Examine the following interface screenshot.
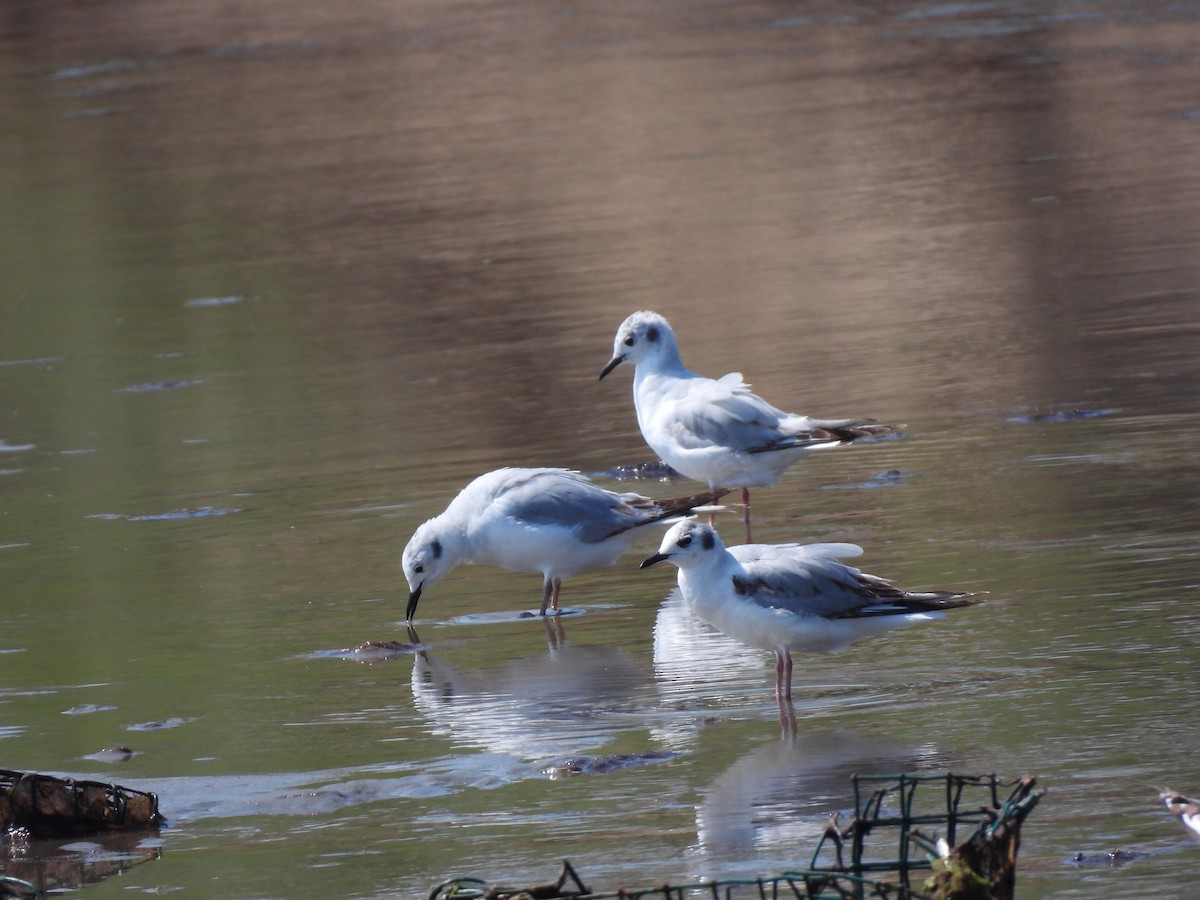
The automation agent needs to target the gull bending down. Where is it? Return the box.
[403,467,721,621]
[641,519,978,700]
[600,311,902,534]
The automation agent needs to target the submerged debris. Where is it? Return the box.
[1066,849,1149,867]
[0,770,165,839]
[429,773,1042,900]
[433,860,590,900]
[540,751,675,779]
[919,776,1043,899]
[1006,408,1116,424]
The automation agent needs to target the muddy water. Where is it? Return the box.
[2,2,1200,898]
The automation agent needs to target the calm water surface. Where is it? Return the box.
[2,1,1200,897]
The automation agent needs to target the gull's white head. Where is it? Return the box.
[599,310,679,380]
[402,519,456,621]
[640,518,727,571]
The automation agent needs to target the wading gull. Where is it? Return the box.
[640,519,977,700]
[403,467,721,621]
[599,311,902,537]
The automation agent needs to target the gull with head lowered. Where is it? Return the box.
[403,467,721,622]
[600,311,902,535]
[640,519,978,700]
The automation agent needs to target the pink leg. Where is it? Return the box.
[742,487,752,543]
[550,577,562,612]
[539,579,553,616]
[775,651,793,700]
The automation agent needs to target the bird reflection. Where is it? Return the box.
[409,616,652,759]
[692,729,935,873]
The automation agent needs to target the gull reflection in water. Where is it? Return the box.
[693,728,938,877]
[410,616,654,759]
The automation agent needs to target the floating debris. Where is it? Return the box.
[116,379,205,393]
[0,769,164,839]
[541,751,676,779]
[0,441,35,453]
[1006,408,1117,424]
[126,717,190,732]
[61,705,117,716]
[127,507,242,521]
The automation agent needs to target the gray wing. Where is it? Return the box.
[495,468,658,544]
[662,375,849,454]
[727,542,968,619]
[728,543,878,617]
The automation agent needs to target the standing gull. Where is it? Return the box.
[640,519,977,700]
[600,311,902,536]
[403,467,720,621]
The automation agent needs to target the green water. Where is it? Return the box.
[3,2,1200,897]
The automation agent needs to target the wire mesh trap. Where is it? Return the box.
[0,769,165,840]
[427,773,1042,900]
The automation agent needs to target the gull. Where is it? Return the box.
[640,519,978,700]
[1160,789,1200,841]
[403,467,721,621]
[599,311,903,536]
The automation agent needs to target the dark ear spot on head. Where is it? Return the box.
[702,531,715,550]
[431,540,443,559]
[646,326,659,343]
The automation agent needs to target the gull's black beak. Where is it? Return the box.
[405,584,423,622]
[640,552,670,569]
[598,354,625,381]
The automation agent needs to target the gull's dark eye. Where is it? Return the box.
[623,334,634,347]
[414,564,424,574]
[677,535,693,548]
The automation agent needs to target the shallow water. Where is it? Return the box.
[3,1,1200,897]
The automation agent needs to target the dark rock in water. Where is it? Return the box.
[1007,408,1117,424]
[594,459,681,481]
[1066,848,1149,867]
[541,751,675,779]
[0,770,165,838]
